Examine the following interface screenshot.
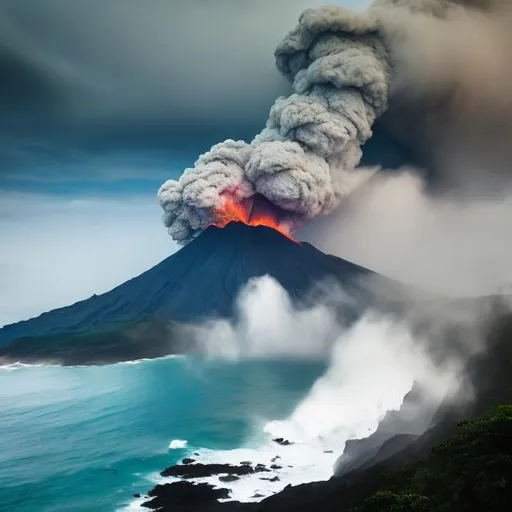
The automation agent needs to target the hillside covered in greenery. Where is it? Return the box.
[352,405,512,512]
[244,406,512,512]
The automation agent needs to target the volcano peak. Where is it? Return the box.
[198,221,299,246]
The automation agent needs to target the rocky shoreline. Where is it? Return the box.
[139,438,296,511]
[134,309,512,512]
[135,405,512,512]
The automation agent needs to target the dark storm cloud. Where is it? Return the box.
[0,0,338,137]
[1,0,360,180]
[0,47,58,114]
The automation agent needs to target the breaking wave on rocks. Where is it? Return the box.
[123,305,461,509]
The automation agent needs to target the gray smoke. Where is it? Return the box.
[159,4,390,242]
[159,0,512,242]
[374,0,512,191]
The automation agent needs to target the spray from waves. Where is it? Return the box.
[168,439,188,450]
[0,362,46,371]
[264,313,459,448]
[118,355,186,366]
[139,275,476,504]
[0,354,186,371]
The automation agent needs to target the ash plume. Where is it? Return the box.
[159,4,389,242]
[159,0,512,242]
[375,0,512,191]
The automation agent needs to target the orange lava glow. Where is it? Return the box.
[213,195,298,242]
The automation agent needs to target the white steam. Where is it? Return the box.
[197,275,479,449]
[193,275,343,360]
[265,314,458,446]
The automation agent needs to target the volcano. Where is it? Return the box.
[0,222,370,365]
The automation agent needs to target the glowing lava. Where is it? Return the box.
[213,195,298,242]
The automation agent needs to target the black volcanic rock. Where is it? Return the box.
[241,304,512,512]
[219,475,240,482]
[272,438,292,446]
[161,463,266,479]
[334,383,436,477]
[260,476,280,482]
[141,481,231,510]
[0,222,369,365]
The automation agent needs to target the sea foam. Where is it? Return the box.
[168,439,188,450]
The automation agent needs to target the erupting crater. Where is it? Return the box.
[213,194,298,242]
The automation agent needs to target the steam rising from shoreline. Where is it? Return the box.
[264,314,458,447]
[193,276,344,360]
[195,275,490,448]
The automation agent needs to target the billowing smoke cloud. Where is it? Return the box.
[375,0,512,192]
[159,4,390,242]
[159,0,512,242]
[300,168,512,296]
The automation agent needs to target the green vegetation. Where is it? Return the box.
[352,405,512,512]
[357,491,429,512]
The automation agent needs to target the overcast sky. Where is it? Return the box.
[0,0,369,182]
[2,0,511,326]
[0,1,373,326]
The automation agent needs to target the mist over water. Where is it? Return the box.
[156,274,479,503]
[198,276,465,447]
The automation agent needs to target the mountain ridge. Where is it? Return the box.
[0,222,370,364]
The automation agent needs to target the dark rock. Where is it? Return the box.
[260,476,280,482]
[219,475,240,482]
[240,461,252,466]
[182,458,196,465]
[271,456,281,462]
[255,464,269,472]
[161,463,255,479]
[133,493,141,498]
[270,464,282,470]
[273,438,292,446]
[324,450,333,454]
[334,383,434,477]
[141,481,230,510]
[252,493,265,499]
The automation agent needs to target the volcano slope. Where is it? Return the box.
[0,222,370,365]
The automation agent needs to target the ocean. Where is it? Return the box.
[0,356,329,512]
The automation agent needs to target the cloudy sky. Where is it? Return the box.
[0,1,374,326]
[3,0,512,327]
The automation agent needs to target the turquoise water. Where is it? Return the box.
[0,357,324,512]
